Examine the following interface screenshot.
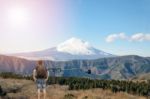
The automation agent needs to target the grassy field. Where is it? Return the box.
[0,77,147,99]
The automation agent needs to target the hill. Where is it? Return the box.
[0,55,150,79]
[132,73,150,80]
[0,55,35,75]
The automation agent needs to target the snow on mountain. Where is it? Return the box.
[10,37,114,61]
[57,37,98,55]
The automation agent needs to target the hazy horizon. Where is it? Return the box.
[0,0,150,57]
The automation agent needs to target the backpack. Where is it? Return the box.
[35,65,48,79]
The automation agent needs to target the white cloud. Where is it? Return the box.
[105,33,128,43]
[105,34,118,43]
[131,33,144,41]
[145,34,150,40]
[106,33,150,43]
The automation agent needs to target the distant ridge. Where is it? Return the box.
[0,54,150,80]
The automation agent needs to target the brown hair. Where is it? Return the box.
[37,60,43,66]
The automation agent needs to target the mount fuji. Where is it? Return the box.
[11,38,114,61]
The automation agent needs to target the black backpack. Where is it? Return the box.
[36,66,48,79]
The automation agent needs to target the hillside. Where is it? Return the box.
[0,78,146,99]
[0,55,150,79]
[0,55,35,75]
[132,73,150,80]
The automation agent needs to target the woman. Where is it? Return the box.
[33,60,49,99]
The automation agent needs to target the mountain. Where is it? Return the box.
[131,73,150,80]
[0,55,35,75]
[0,54,150,80]
[11,38,114,61]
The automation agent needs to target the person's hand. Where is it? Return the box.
[34,78,37,82]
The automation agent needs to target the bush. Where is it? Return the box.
[63,93,77,99]
[0,86,7,96]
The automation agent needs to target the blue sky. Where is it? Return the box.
[0,0,150,56]
[67,0,150,56]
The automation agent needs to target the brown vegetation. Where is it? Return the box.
[0,78,147,99]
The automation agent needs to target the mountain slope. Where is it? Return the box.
[0,55,35,75]
[131,73,150,80]
[0,55,150,80]
[11,38,114,61]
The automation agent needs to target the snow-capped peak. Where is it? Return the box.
[10,37,113,61]
[56,37,97,55]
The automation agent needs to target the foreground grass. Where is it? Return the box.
[0,77,147,99]
[1,72,150,97]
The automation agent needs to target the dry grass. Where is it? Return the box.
[0,78,147,99]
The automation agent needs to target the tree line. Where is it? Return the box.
[47,77,150,97]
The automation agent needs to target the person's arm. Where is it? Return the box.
[45,71,49,82]
[33,69,37,82]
